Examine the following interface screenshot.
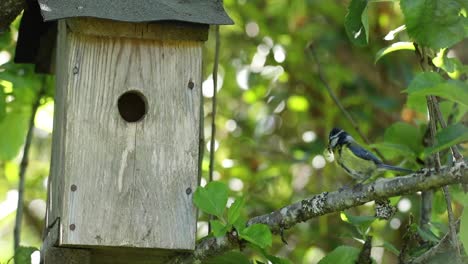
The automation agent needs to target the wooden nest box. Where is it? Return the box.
[15,0,233,262]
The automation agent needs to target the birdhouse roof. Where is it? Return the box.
[37,0,233,25]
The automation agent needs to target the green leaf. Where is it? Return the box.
[371,142,416,160]
[239,224,272,249]
[0,84,5,122]
[344,0,369,46]
[203,251,251,264]
[381,241,400,255]
[14,246,38,264]
[287,95,309,112]
[193,181,228,219]
[432,49,464,79]
[384,122,423,154]
[400,0,468,49]
[404,72,468,107]
[460,204,468,255]
[375,42,415,63]
[264,253,292,264]
[424,124,468,155]
[0,110,30,160]
[417,226,440,243]
[210,220,230,237]
[342,212,376,235]
[318,246,360,264]
[233,214,247,233]
[227,196,245,225]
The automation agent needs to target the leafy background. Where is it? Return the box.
[0,0,467,263]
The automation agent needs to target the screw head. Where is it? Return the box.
[72,66,79,74]
[71,184,77,192]
[186,187,192,195]
[187,80,194,90]
[69,224,76,231]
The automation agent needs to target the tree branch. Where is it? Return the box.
[171,162,467,263]
[14,80,45,250]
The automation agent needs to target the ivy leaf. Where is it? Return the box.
[424,124,468,155]
[227,196,245,225]
[344,0,369,46]
[404,72,468,107]
[375,42,415,63]
[239,224,272,249]
[14,246,38,264]
[210,220,230,237]
[400,0,468,49]
[318,246,360,264]
[193,181,228,219]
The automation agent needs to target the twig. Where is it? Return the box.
[357,236,373,264]
[306,43,384,159]
[14,79,45,250]
[171,162,467,263]
[208,25,221,233]
[411,220,461,264]
[419,190,433,231]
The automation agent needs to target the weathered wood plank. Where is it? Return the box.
[50,19,202,252]
[67,18,209,41]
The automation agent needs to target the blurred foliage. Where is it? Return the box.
[0,0,466,263]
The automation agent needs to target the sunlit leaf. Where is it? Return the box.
[432,49,464,79]
[424,124,468,155]
[318,246,360,264]
[344,0,369,46]
[404,72,468,107]
[227,196,245,225]
[375,42,415,63]
[287,95,309,112]
[239,224,272,249]
[400,0,468,49]
[193,181,228,219]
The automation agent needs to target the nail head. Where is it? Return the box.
[70,224,76,231]
[186,187,192,195]
[71,184,77,192]
[187,80,194,90]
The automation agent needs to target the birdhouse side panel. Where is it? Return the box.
[56,23,201,250]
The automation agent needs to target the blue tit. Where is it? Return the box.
[327,128,413,182]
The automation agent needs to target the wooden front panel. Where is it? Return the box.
[54,20,201,250]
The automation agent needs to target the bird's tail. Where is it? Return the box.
[378,164,414,173]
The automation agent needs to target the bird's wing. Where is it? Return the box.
[347,142,382,164]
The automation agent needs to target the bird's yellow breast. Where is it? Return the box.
[334,145,378,180]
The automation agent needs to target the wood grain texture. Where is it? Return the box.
[67,18,209,41]
[50,19,202,251]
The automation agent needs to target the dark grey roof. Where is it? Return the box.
[37,0,233,25]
